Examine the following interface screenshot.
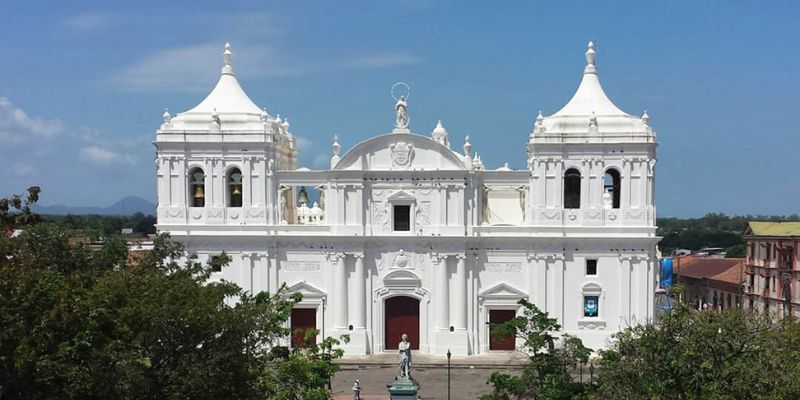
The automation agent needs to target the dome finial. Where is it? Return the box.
[585,41,596,66]
[222,42,234,74]
[332,134,340,156]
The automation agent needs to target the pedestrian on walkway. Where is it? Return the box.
[352,379,361,400]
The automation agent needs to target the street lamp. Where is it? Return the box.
[447,349,452,400]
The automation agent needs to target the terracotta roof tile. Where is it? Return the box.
[675,257,745,284]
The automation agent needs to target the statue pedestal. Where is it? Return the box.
[386,376,420,400]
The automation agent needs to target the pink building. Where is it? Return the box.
[743,222,800,318]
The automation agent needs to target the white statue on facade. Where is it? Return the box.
[398,333,412,378]
[602,190,613,210]
[395,95,409,129]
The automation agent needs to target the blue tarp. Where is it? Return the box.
[660,258,673,288]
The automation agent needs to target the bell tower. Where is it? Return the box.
[526,42,657,232]
[155,43,297,229]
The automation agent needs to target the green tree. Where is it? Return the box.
[0,186,41,232]
[259,332,350,400]
[0,193,344,399]
[593,304,800,399]
[482,299,591,400]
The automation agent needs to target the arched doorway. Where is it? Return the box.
[385,296,420,350]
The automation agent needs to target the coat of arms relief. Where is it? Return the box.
[390,142,414,169]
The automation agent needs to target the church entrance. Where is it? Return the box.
[489,309,516,351]
[385,296,420,350]
[290,308,316,348]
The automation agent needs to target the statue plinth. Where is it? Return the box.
[386,376,420,399]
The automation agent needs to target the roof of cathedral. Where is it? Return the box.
[160,43,292,136]
[551,41,627,118]
[184,43,264,116]
[333,131,469,171]
[533,42,653,138]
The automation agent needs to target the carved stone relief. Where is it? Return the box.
[390,142,414,169]
[416,201,431,226]
[282,261,321,272]
[484,262,522,272]
[371,202,389,228]
[391,249,410,269]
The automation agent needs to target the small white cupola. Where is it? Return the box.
[431,120,450,147]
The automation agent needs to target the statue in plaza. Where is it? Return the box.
[386,333,419,397]
[398,333,412,378]
[395,95,409,129]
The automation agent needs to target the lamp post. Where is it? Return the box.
[447,349,452,400]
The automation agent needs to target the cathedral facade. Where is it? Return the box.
[155,42,659,355]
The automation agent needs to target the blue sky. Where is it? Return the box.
[1,1,798,217]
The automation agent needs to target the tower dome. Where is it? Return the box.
[532,42,651,138]
[163,43,285,133]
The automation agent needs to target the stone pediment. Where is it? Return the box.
[383,269,422,288]
[286,281,326,299]
[387,191,416,202]
[478,282,527,300]
[333,133,467,171]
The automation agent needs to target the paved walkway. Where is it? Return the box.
[332,353,526,399]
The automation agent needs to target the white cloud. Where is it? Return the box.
[62,12,113,31]
[343,53,420,68]
[0,97,62,142]
[81,146,119,163]
[109,43,301,93]
[110,41,419,93]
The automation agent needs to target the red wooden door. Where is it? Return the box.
[385,296,420,350]
[291,308,317,348]
[489,309,516,350]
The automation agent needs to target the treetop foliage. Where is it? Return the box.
[0,188,343,400]
[657,212,800,256]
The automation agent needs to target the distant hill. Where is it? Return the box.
[33,196,156,216]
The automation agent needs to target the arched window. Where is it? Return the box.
[188,167,205,207]
[227,167,243,207]
[564,168,581,209]
[603,169,621,209]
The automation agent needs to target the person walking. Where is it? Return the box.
[352,379,361,400]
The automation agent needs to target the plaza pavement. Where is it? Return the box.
[332,353,527,400]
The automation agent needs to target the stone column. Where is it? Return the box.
[353,253,366,329]
[240,253,253,295]
[268,252,279,293]
[332,253,348,329]
[435,255,450,330]
[453,254,468,330]
[619,255,632,322]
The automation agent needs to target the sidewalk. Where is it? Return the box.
[332,353,527,399]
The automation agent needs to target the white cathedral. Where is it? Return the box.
[155,42,659,356]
